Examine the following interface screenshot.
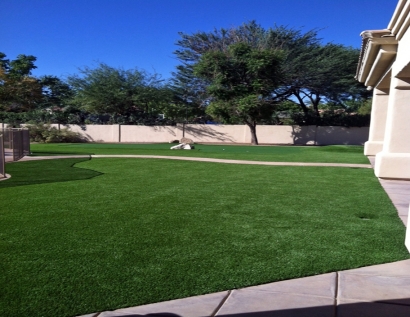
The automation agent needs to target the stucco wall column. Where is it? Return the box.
[364,88,390,155]
[406,205,410,251]
[375,75,410,179]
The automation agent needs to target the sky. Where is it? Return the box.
[1,0,398,80]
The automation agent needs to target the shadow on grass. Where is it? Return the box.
[1,157,103,188]
[30,151,95,156]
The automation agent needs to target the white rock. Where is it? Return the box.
[183,144,194,150]
[170,143,195,150]
[170,143,186,150]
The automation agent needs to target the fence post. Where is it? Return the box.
[0,134,5,178]
[23,129,30,155]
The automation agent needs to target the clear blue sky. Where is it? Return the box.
[1,0,398,80]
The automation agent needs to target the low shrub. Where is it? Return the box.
[26,123,87,143]
[291,111,370,127]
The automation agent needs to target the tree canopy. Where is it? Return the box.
[168,64,209,122]
[67,63,171,123]
[194,42,283,144]
[1,23,370,130]
[283,43,370,118]
[0,53,43,112]
[173,22,370,124]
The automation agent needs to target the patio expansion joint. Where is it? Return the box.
[210,289,233,316]
[334,271,340,317]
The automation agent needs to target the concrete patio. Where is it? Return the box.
[78,260,410,317]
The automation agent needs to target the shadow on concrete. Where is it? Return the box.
[107,297,410,316]
[111,314,180,317]
[177,125,235,143]
[0,157,103,188]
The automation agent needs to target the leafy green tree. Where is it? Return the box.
[270,100,301,125]
[68,63,169,123]
[173,22,319,108]
[194,43,283,145]
[357,99,372,115]
[173,22,370,121]
[33,76,76,124]
[286,43,370,118]
[8,54,37,78]
[342,99,372,115]
[173,22,279,110]
[0,53,43,112]
[168,65,208,122]
[39,76,74,109]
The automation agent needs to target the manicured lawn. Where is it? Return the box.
[30,143,370,164]
[0,157,408,317]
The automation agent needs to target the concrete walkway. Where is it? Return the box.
[368,156,410,226]
[4,153,410,316]
[9,153,372,169]
[78,260,410,317]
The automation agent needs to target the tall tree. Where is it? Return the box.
[39,76,74,109]
[173,22,275,109]
[0,53,43,112]
[194,43,283,145]
[284,43,371,118]
[173,22,370,120]
[173,22,320,106]
[68,63,168,121]
[168,64,208,122]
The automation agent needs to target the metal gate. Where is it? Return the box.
[1,128,30,162]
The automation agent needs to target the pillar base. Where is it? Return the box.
[364,141,384,156]
[375,152,410,179]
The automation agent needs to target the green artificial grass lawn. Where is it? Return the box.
[1,157,408,317]
[30,143,370,164]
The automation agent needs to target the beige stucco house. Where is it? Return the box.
[356,0,410,250]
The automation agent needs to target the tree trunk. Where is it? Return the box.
[308,94,321,125]
[247,122,258,145]
[294,92,309,115]
[310,94,321,117]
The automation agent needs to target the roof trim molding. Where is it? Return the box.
[388,0,407,30]
[356,0,410,90]
[389,0,410,40]
[356,31,397,86]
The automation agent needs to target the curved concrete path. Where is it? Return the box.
[11,153,372,169]
[4,153,410,316]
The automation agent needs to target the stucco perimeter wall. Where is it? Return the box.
[183,124,244,143]
[184,125,369,145]
[53,124,120,143]
[4,123,369,145]
[121,125,179,143]
[315,126,370,145]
